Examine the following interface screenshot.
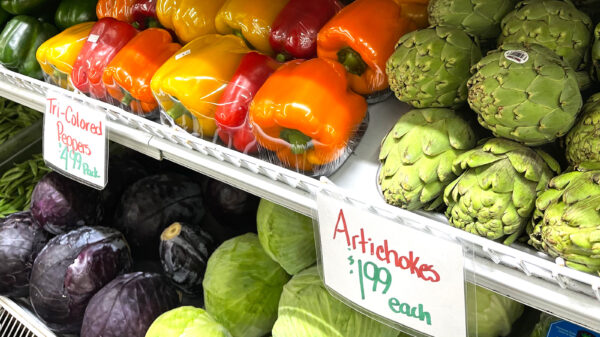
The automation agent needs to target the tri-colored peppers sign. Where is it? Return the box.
[316,191,467,337]
[43,90,108,189]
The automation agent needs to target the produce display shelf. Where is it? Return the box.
[0,297,57,337]
[0,66,599,332]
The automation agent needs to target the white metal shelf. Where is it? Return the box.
[0,67,598,332]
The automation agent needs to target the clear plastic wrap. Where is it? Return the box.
[151,34,250,139]
[248,58,368,177]
[36,22,95,90]
[95,0,136,23]
[102,28,180,117]
[156,0,226,44]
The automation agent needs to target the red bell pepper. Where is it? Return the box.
[132,0,160,29]
[269,0,343,61]
[71,18,138,101]
[215,51,280,153]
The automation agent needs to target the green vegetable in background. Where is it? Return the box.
[203,233,290,337]
[0,97,42,145]
[378,108,477,211]
[256,199,316,275]
[0,154,51,217]
[272,266,399,337]
[146,306,233,337]
[54,0,97,30]
[0,7,11,29]
[1,0,60,15]
[529,312,560,337]
[0,16,57,79]
[565,93,600,168]
[527,170,600,275]
[444,138,560,245]
[592,23,600,83]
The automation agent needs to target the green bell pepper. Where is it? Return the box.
[54,0,97,30]
[0,15,57,79]
[1,0,60,15]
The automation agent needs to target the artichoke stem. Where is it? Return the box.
[280,128,313,155]
[233,29,254,50]
[166,100,188,120]
[337,47,367,76]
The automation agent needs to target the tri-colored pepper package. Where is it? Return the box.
[36,22,95,90]
[248,58,368,176]
[103,28,180,117]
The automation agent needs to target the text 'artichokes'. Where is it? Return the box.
[386,26,482,108]
[468,43,582,146]
[528,170,600,275]
[499,0,593,72]
[444,138,560,244]
[428,0,518,40]
[379,108,477,211]
[565,93,600,168]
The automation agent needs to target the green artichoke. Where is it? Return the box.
[592,23,600,81]
[565,93,600,168]
[498,0,593,72]
[468,43,582,146]
[386,26,482,108]
[527,170,600,275]
[428,0,518,40]
[444,138,560,244]
[378,108,477,211]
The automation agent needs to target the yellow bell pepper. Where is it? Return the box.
[215,0,289,55]
[151,34,250,138]
[35,22,95,90]
[156,0,227,44]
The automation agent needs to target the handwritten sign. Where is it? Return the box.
[316,192,466,337]
[43,91,107,189]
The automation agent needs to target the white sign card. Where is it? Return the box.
[316,191,467,337]
[43,90,108,189]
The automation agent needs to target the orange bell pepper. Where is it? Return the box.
[96,0,136,22]
[317,0,417,95]
[249,58,367,172]
[393,0,429,29]
[102,28,180,115]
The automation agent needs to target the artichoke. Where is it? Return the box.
[593,23,600,81]
[468,43,582,146]
[528,170,600,275]
[565,93,600,168]
[428,0,518,40]
[444,138,560,244]
[498,0,593,73]
[386,26,482,108]
[378,108,477,211]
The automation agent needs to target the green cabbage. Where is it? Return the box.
[272,266,399,337]
[398,284,524,337]
[256,199,316,275]
[145,306,232,337]
[203,233,290,337]
[529,312,559,337]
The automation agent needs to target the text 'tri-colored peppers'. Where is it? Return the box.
[215,0,290,55]
[96,0,136,23]
[269,0,342,61]
[103,28,180,115]
[156,0,226,44]
[151,34,250,138]
[317,0,416,95]
[249,58,367,173]
[71,18,138,100]
[215,51,280,153]
[36,22,94,90]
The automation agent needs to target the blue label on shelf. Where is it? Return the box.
[547,321,598,337]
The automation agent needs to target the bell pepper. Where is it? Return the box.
[156,0,225,44]
[71,18,137,100]
[36,22,94,90]
[0,0,59,15]
[393,0,429,29]
[96,0,135,23]
[103,28,180,115]
[215,0,290,55]
[249,58,367,172]
[317,0,416,95]
[0,16,57,79]
[215,51,279,153]
[151,34,250,137]
[270,0,342,61]
[131,0,160,29]
[54,0,97,30]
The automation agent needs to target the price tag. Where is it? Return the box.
[548,321,599,337]
[43,90,108,189]
[316,192,466,337]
